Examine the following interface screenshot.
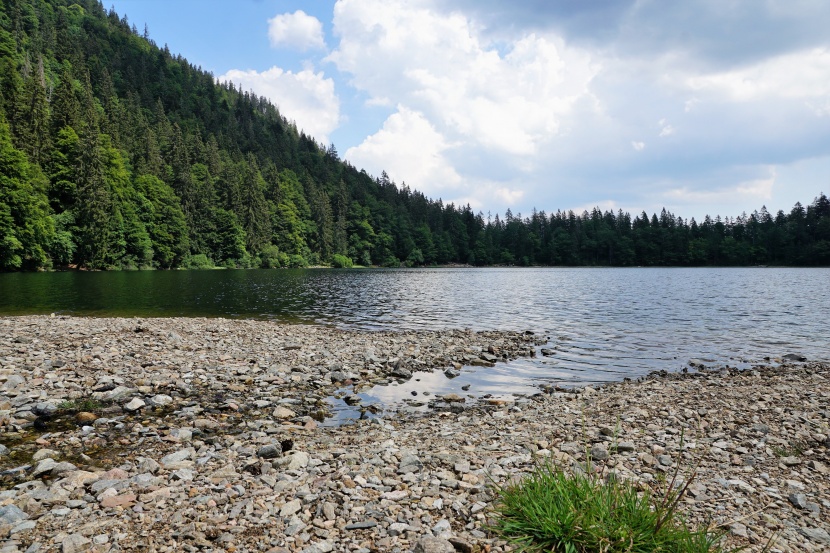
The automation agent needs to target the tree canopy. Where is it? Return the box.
[0,0,828,270]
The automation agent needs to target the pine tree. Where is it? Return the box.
[0,114,54,269]
[17,55,51,166]
[240,153,270,253]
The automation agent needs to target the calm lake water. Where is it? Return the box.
[1,268,828,410]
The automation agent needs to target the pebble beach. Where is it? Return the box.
[0,316,828,553]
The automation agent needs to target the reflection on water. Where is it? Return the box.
[1,268,828,402]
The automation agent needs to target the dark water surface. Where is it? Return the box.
[2,268,828,418]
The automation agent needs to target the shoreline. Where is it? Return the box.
[0,316,828,552]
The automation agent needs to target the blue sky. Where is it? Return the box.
[109,0,830,221]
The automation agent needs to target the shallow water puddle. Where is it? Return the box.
[322,342,607,426]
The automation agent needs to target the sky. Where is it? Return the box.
[109,0,830,221]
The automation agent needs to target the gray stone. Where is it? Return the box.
[781,456,801,467]
[50,462,78,476]
[389,522,412,536]
[31,458,57,478]
[301,541,334,553]
[149,394,173,407]
[448,537,474,553]
[95,386,135,402]
[390,367,412,379]
[590,445,609,461]
[788,493,808,509]
[90,479,129,495]
[782,353,807,362]
[123,397,145,412]
[61,534,91,553]
[2,375,25,391]
[807,460,827,474]
[131,473,160,488]
[0,444,8,456]
[729,523,748,538]
[257,444,281,459]
[32,402,58,417]
[280,499,302,517]
[171,468,193,481]
[444,368,461,378]
[137,457,160,474]
[345,521,377,530]
[272,406,295,419]
[0,505,28,525]
[657,455,673,466]
[431,518,451,537]
[31,449,59,462]
[284,516,306,536]
[322,502,336,521]
[160,449,191,467]
[615,441,636,452]
[286,451,310,470]
[398,454,423,474]
[10,520,36,534]
[800,527,830,545]
[411,536,455,553]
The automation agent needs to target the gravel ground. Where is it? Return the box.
[0,316,827,553]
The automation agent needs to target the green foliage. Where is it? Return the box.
[287,254,308,268]
[57,397,102,413]
[259,244,287,268]
[0,116,54,269]
[134,175,188,268]
[331,253,353,268]
[181,253,213,269]
[0,0,828,272]
[490,460,730,553]
[210,208,247,266]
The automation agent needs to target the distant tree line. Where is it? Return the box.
[1,0,828,271]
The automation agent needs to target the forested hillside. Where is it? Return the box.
[1,0,828,271]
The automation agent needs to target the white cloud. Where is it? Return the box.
[322,0,830,219]
[495,187,525,205]
[219,67,339,143]
[268,10,326,51]
[328,0,599,159]
[664,167,777,205]
[685,48,830,102]
[344,106,462,198]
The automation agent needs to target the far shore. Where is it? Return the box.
[0,315,828,552]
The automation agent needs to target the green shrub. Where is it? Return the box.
[490,460,730,553]
[287,254,308,268]
[259,244,286,268]
[331,254,353,268]
[182,253,214,269]
[57,398,102,412]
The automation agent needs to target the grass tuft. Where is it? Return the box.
[57,398,103,413]
[489,459,732,553]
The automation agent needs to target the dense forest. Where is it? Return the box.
[1,0,829,271]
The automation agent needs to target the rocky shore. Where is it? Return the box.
[0,316,828,553]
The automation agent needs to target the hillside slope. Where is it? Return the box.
[0,0,828,270]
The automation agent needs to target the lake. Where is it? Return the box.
[1,267,828,393]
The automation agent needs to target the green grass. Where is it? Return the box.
[489,460,731,553]
[57,398,103,413]
[770,442,805,458]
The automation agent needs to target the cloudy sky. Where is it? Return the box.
[110,0,830,220]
